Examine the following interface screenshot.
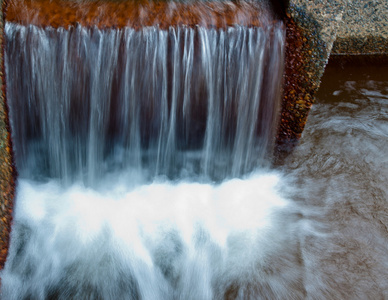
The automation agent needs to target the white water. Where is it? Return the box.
[1,172,303,299]
[0,20,301,299]
[5,12,388,299]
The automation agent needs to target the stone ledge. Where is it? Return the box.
[290,0,387,56]
[332,0,388,55]
[276,0,387,154]
[332,36,388,55]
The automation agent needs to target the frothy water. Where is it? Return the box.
[3,63,386,299]
[3,1,388,298]
[1,173,304,299]
[0,10,300,299]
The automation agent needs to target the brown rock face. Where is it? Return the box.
[276,15,313,151]
[6,0,276,29]
[0,0,16,270]
[275,11,327,157]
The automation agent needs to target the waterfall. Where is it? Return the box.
[5,22,284,184]
[1,4,298,299]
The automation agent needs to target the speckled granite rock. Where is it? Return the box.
[332,0,388,55]
[276,0,387,153]
[290,0,346,58]
[276,0,346,151]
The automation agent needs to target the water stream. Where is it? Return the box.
[1,2,388,299]
[0,10,296,299]
[5,22,284,184]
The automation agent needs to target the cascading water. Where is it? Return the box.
[0,1,309,299]
[5,22,284,184]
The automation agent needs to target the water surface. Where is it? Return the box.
[279,60,388,299]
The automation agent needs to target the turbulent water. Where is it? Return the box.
[2,10,388,300]
[277,63,388,299]
[0,18,295,299]
[1,173,301,299]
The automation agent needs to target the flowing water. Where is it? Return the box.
[1,5,294,299]
[2,2,388,299]
[277,61,388,299]
[5,22,284,183]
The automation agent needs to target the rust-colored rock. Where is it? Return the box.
[6,0,276,29]
[276,16,312,150]
[0,0,16,271]
[275,12,325,156]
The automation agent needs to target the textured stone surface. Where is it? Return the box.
[290,0,345,59]
[276,0,345,150]
[333,0,388,54]
[276,0,387,152]
[0,0,16,270]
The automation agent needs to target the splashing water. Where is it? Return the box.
[1,172,304,299]
[5,3,388,299]
[0,3,304,299]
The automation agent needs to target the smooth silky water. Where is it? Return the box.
[2,1,388,299]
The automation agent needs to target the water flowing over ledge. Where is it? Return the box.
[1,0,388,298]
[1,1,296,298]
[5,22,284,184]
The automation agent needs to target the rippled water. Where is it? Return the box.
[278,60,388,298]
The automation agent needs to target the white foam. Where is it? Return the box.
[1,171,299,299]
